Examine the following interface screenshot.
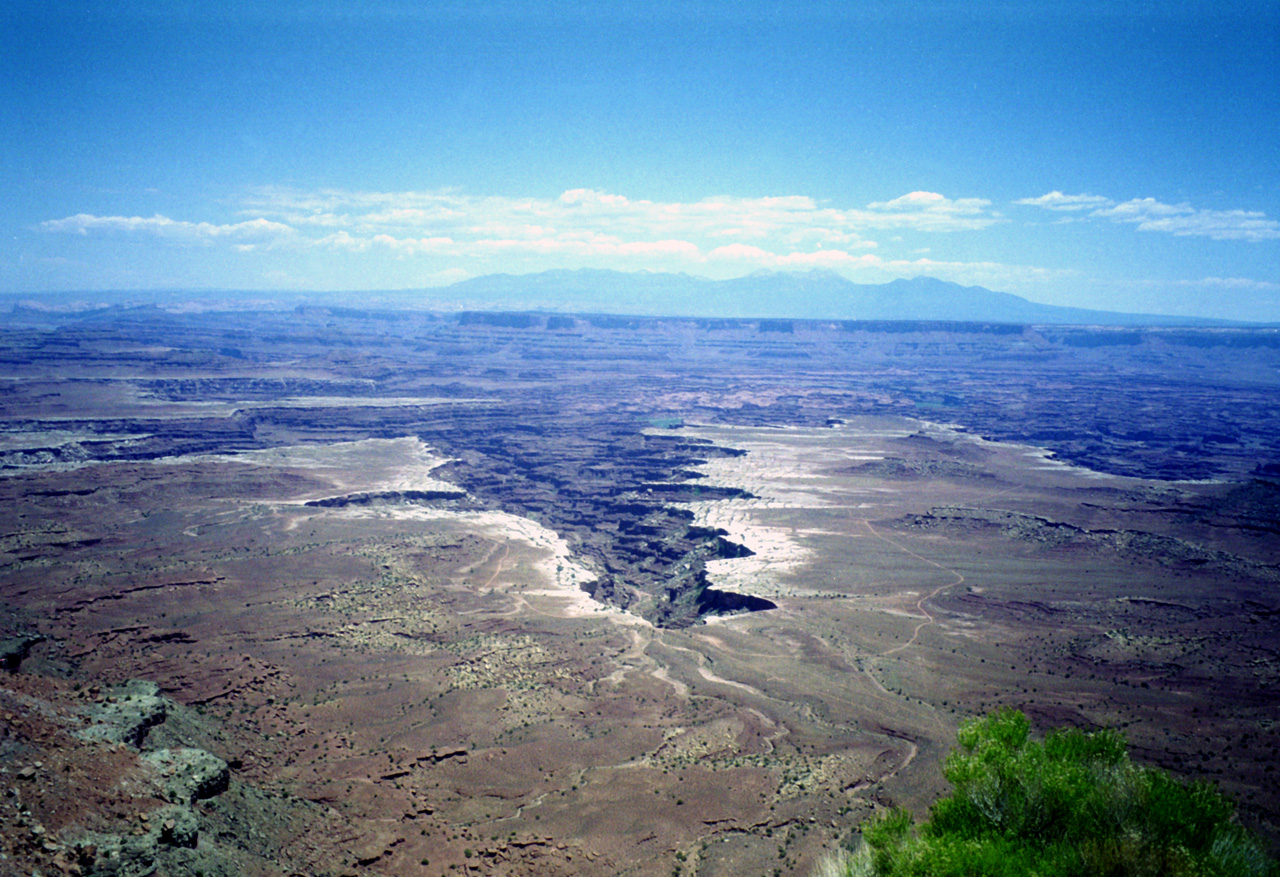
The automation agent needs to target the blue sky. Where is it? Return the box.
[3,1,1279,319]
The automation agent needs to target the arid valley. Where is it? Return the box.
[1,306,1278,876]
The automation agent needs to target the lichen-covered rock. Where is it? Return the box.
[66,805,199,877]
[70,831,160,877]
[153,804,199,848]
[143,747,230,804]
[77,680,167,747]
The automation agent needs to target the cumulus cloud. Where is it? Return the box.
[558,188,633,208]
[1019,191,1280,241]
[863,191,998,231]
[868,191,987,213]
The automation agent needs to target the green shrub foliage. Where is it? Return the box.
[853,709,1275,877]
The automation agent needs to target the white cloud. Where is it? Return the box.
[41,213,293,243]
[371,234,456,256]
[39,187,1032,287]
[868,191,986,213]
[1019,192,1280,241]
[313,230,371,251]
[1179,276,1280,291]
[235,186,996,243]
[1095,198,1191,220]
[1094,198,1280,241]
[1015,191,1113,211]
[862,191,998,231]
[707,243,878,270]
[558,188,633,208]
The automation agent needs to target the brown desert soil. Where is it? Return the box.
[1,309,1278,875]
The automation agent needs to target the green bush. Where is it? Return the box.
[837,709,1275,877]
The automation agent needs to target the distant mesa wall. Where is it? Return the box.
[842,320,1026,334]
[457,311,542,329]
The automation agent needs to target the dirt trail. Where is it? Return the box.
[481,541,512,588]
[861,519,965,657]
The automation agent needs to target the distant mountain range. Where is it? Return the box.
[2,270,1250,326]
[438,269,1231,326]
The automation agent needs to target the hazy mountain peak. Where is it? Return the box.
[442,269,1230,325]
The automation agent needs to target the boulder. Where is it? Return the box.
[142,748,230,805]
[78,680,167,748]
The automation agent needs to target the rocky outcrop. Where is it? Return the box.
[77,679,167,747]
[0,634,43,671]
[0,676,253,877]
[0,671,342,876]
[304,488,469,508]
[841,457,996,481]
[143,747,230,805]
[71,805,199,877]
